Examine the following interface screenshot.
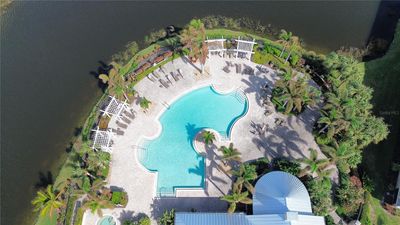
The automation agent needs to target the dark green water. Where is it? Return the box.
[0,1,382,225]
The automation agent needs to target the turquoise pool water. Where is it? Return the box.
[139,86,248,196]
[98,216,116,225]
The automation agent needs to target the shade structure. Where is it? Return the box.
[253,171,312,215]
[101,95,131,121]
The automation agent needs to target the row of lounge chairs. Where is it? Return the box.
[223,61,243,74]
[147,67,184,88]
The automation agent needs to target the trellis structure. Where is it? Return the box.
[100,96,131,121]
[91,126,114,153]
[205,37,226,57]
[234,37,257,61]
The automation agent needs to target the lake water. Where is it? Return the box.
[0,1,385,224]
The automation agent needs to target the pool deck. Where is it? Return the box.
[83,55,329,224]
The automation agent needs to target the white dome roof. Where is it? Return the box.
[253,171,313,215]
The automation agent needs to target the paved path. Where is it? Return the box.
[82,56,325,224]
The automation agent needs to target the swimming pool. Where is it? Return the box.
[138,86,248,196]
[97,215,117,225]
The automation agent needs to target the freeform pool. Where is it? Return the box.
[138,86,248,196]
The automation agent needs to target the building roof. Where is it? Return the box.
[253,171,312,215]
[174,171,325,225]
[175,212,325,225]
[175,213,250,225]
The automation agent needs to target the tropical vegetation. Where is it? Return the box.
[180,19,208,73]
[159,209,175,225]
[221,190,252,213]
[271,70,320,115]
[218,143,241,165]
[33,15,398,224]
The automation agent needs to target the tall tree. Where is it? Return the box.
[272,76,320,114]
[98,65,128,100]
[299,148,330,177]
[278,29,292,58]
[231,164,258,194]
[220,190,252,213]
[202,130,216,145]
[219,143,241,165]
[180,19,208,73]
[284,35,301,63]
[321,140,356,173]
[31,185,64,218]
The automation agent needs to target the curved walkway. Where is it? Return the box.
[83,56,324,224]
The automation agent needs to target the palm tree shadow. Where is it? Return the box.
[185,123,202,143]
[252,125,308,161]
[35,171,54,189]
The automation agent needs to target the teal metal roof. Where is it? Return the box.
[175,213,251,225]
[253,171,312,215]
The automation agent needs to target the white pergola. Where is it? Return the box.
[100,96,131,121]
[205,37,226,57]
[234,36,257,61]
[91,126,114,153]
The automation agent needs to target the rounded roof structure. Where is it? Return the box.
[253,171,312,215]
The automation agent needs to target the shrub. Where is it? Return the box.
[111,191,128,207]
[144,29,167,45]
[325,215,335,225]
[306,177,333,216]
[159,209,175,225]
[289,54,300,66]
[138,216,151,225]
[336,173,365,217]
[272,158,300,176]
[112,41,139,65]
[111,191,122,204]
[251,157,270,176]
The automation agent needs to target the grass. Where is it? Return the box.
[361,193,400,225]
[35,213,57,225]
[361,21,400,224]
[253,49,289,70]
[205,28,273,43]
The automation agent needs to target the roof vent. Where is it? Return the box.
[285,211,298,221]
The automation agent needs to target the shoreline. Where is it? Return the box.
[31,18,396,225]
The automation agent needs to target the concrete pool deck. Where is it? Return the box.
[82,55,326,224]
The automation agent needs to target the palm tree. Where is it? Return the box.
[71,161,96,180]
[220,190,252,213]
[202,130,216,145]
[284,35,301,63]
[321,140,355,173]
[139,97,151,112]
[299,148,330,177]
[278,29,292,58]
[98,65,127,100]
[83,195,114,217]
[219,143,241,165]
[31,185,64,218]
[273,77,319,114]
[180,19,208,73]
[231,164,258,194]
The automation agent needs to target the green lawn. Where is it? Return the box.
[361,193,400,225]
[361,21,400,224]
[35,213,57,225]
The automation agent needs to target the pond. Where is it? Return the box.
[0,1,388,225]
